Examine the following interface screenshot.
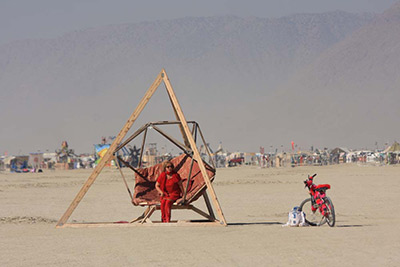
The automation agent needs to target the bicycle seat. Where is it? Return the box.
[315,184,330,192]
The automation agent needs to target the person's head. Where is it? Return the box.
[163,160,174,172]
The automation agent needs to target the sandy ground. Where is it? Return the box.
[1,164,400,266]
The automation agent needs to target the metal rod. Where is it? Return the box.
[146,120,197,126]
[183,156,195,203]
[116,123,149,152]
[114,155,133,202]
[190,205,215,221]
[197,123,216,170]
[183,124,198,203]
[164,83,191,148]
[203,191,215,220]
[151,125,191,154]
[117,156,145,179]
[191,123,195,135]
[138,128,148,167]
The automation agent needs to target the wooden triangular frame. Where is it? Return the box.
[56,69,227,227]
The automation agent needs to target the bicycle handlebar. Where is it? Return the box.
[304,173,317,188]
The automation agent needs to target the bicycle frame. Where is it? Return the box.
[301,174,335,226]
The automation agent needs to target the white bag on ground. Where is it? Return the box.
[283,206,307,227]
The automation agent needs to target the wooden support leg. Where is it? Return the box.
[130,206,151,223]
[140,205,156,224]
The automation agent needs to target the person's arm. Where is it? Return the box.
[155,181,164,197]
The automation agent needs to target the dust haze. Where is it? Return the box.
[1,1,399,155]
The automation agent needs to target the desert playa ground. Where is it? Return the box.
[1,164,399,266]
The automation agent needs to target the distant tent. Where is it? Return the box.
[331,147,350,155]
[3,156,15,168]
[5,156,29,171]
[383,142,400,153]
[215,143,224,154]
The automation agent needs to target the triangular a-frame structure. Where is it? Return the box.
[56,69,227,227]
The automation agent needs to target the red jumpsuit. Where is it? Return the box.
[157,172,182,222]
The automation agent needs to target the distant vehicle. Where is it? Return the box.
[228,157,244,167]
[366,152,377,162]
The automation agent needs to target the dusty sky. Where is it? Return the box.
[0,0,397,46]
[1,0,399,155]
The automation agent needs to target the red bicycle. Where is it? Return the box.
[299,174,335,227]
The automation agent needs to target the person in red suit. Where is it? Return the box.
[155,160,184,222]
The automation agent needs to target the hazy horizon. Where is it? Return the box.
[1,0,397,46]
[1,0,399,156]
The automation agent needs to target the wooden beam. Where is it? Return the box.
[57,221,223,228]
[56,71,164,227]
[131,206,151,223]
[140,205,156,224]
[161,69,227,226]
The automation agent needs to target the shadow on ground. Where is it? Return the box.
[227,222,368,227]
[228,222,283,226]
[335,224,366,227]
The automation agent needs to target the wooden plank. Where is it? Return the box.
[140,205,156,224]
[58,221,223,228]
[56,71,163,227]
[130,206,151,223]
[161,69,227,226]
[134,203,214,222]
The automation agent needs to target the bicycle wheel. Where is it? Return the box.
[299,198,326,226]
[324,197,335,227]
